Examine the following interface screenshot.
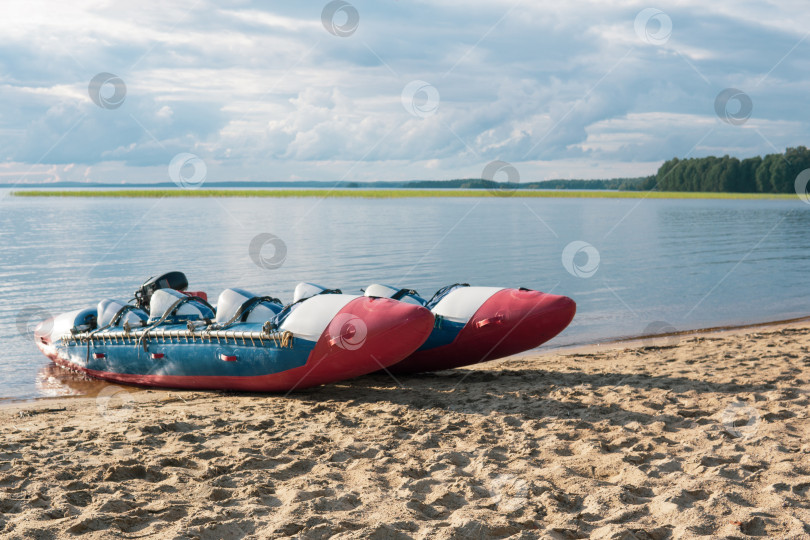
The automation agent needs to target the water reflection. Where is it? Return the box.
[35,363,108,398]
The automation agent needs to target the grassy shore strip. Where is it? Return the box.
[12,189,798,200]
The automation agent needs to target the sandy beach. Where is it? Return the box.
[1,321,809,539]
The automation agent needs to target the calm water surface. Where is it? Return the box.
[1,192,808,400]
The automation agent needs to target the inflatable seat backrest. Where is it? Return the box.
[293,282,328,303]
[364,284,426,306]
[97,299,148,327]
[149,289,214,323]
[215,288,282,325]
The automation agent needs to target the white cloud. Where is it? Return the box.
[0,0,808,184]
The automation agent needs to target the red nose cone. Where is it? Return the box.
[276,296,435,391]
[529,292,577,339]
[390,288,576,374]
[462,288,576,362]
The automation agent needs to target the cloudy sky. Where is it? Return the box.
[1,0,808,185]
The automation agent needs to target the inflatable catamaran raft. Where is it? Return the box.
[34,273,434,391]
[34,273,576,391]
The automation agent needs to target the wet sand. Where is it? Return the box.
[1,322,809,539]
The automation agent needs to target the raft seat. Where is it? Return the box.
[97,299,149,328]
[215,288,282,325]
[148,289,215,323]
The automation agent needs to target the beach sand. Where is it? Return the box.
[1,322,809,539]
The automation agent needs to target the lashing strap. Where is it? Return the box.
[139,296,216,351]
[391,288,420,301]
[425,283,470,310]
[213,296,283,330]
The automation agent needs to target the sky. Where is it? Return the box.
[0,0,808,185]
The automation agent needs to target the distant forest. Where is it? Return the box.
[652,146,810,193]
[405,146,809,193]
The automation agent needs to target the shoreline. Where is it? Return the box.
[11,189,800,200]
[1,318,808,537]
[3,313,809,406]
[539,313,810,356]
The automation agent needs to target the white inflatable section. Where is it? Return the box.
[97,299,147,327]
[280,294,358,342]
[431,287,504,324]
[243,303,279,323]
[215,288,253,324]
[215,288,280,324]
[364,283,399,298]
[50,309,95,339]
[364,284,424,306]
[293,282,327,303]
[149,289,209,320]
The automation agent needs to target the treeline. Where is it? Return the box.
[654,146,810,193]
[529,178,652,191]
[406,177,652,191]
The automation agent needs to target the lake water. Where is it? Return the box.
[1,192,808,400]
